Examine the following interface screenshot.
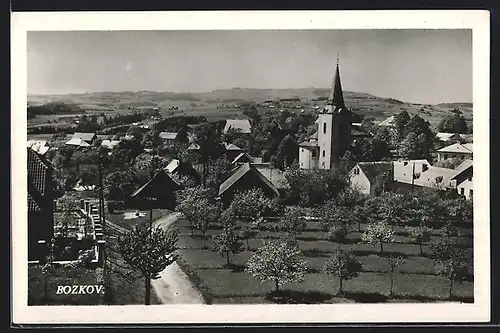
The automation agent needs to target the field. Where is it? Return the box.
[27,89,473,131]
[174,217,473,304]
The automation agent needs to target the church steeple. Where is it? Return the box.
[328,57,345,109]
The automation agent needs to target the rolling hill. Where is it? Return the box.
[27,88,473,129]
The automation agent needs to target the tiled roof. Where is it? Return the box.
[218,163,279,196]
[28,193,41,211]
[72,132,96,142]
[223,119,252,134]
[437,143,473,154]
[27,148,53,212]
[130,169,181,198]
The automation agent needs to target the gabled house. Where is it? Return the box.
[129,169,181,210]
[28,148,55,262]
[223,142,244,161]
[231,152,254,165]
[349,161,394,196]
[437,143,473,161]
[447,159,473,200]
[27,140,50,156]
[218,163,280,206]
[65,138,91,148]
[159,131,179,144]
[164,159,201,184]
[223,119,252,134]
[70,132,97,144]
[100,139,121,150]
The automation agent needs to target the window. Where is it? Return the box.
[470,189,473,198]
[323,122,327,133]
[322,150,325,157]
[354,168,359,175]
[443,154,448,159]
[312,149,317,158]
[460,187,465,196]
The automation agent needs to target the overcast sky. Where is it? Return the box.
[27,29,472,104]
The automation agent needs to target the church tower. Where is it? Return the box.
[317,59,352,169]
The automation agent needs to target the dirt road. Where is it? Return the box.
[150,212,205,304]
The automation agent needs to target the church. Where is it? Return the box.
[298,61,359,170]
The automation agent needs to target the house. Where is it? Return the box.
[223,119,252,134]
[377,116,395,127]
[70,132,97,144]
[218,163,280,206]
[65,138,91,148]
[231,152,254,165]
[446,159,473,200]
[298,61,353,170]
[187,142,201,151]
[349,161,394,196]
[129,169,181,210]
[349,159,456,196]
[437,143,473,161]
[27,148,55,262]
[436,132,473,143]
[159,131,179,143]
[27,140,50,155]
[254,165,288,192]
[100,139,121,150]
[224,142,244,161]
[164,159,201,184]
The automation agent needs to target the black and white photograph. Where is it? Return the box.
[12,10,490,324]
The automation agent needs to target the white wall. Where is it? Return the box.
[317,114,333,169]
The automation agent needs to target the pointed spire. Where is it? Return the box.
[328,57,345,109]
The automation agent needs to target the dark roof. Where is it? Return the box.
[327,63,345,110]
[130,169,181,198]
[27,148,52,212]
[218,163,279,197]
[355,162,393,184]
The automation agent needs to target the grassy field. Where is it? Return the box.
[174,217,473,304]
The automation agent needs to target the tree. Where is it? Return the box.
[190,200,221,247]
[103,169,138,202]
[434,157,464,169]
[119,223,179,305]
[434,248,470,298]
[271,207,306,239]
[239,224,259,250]
[212,227,244,265]
[175,185,215,236]
[437,113,468,134]
[229,188,271,225]
[361,220,395,253]
[323,247,362,296]
[386,255,406,297]
[246,240,308,292]
[393,110,411,142]
[406,225,432,255]
[79,166,99,188]
[205,156,233,190]
[318,204,356,242]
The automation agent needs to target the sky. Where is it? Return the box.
[27,29,472,104]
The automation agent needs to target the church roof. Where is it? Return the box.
[326,62,345,112]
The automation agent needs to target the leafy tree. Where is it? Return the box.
[393,110,411,142]
[246,240,308,292]
[79,166,99,188]
[119,223,179,305]
[434,157,464,169]
[319,204,356,242]
[434,248,470,298]
[229,188,271,224]
[361,220,395,253]
[271,207,306,239]
[219,206,237,230]
[386,255,406,297]
[103,169,138,202]
[212,227,244,265]
[193,201,221,248]
[239,224,259,250]
[193,123,226,184]
[275,134,298,168]
[406,225,432,255]
[323,248,362,296]
[205,156,233,190]
[437,113,468,134]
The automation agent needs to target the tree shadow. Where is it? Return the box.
[223,263,247,273]
[265,290,333,304]
[343,291,389,303]
[302,250,329,258]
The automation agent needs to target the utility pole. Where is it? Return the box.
[411,161,415,193]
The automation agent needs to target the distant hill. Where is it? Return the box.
[27,88,473,127]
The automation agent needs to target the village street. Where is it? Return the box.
[150,212,205,304]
